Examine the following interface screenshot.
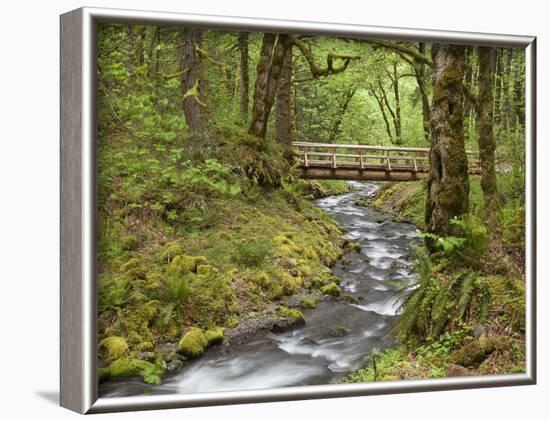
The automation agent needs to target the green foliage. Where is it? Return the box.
[422,215,488,268]
[501,203,525,250]
[232,239,272,267]
[396,247,491,347]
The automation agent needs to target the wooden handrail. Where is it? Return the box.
[292,141,478,155]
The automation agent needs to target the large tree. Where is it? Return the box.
[276,45,294,147]
[238,32,249,123]
[476,47,499,223]
[425,44,470,236]
[180,29,207,131]
[248,34,291,138]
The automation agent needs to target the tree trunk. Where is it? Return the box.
[501,49,513,132]
[248,33,277,138]
[493,49,502,134]
[249,34,290,139]
[371,83,394,144]
[391,63,402,145]
[476,47,499,223]
[513,50,525,129]
[328,86,357,142]
[276,44,294,148]
[414,42,431,143]
[425,44,470,237]
[378,77,400,145]
[238,32,249,123]
[180,29,207,132]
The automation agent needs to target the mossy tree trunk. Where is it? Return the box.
[180,29,207,132]
[328,86,357,142]
[425,44,470,237]
[276,44,294,149]
[476,47,499,224]
[414,42,432,143]
[238,32,250,123]
[389,62,402,145]
[248,34,291,139]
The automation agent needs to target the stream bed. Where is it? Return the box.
[99,181,420,397]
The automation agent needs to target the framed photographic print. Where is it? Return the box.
[60,7,536,414]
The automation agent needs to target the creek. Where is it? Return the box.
[99,181,420,397]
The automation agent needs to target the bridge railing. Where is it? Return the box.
[292,141,480,173]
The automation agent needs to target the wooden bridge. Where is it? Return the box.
[292,142,481,182]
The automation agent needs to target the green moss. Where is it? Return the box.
[168,255,195,274]
[301,297,317,309]
[451,336,510,368]
[108,357,151,377]
[328,325,348,336]
[160,242,183,262]
[354,198,368,207]
[204,326,225,345]
[121,235,139,251]
[120,257,141,273]
[320,282,341,297]
[138,341,154,352]
[345,241,362,252]
[196,264,216,275]
[272,235,298,250]
[177,327,208,357]
[279,306,305,322]
[99,336,128,363]
[227,315,239,328]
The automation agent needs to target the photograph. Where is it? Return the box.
[94,22,527,398]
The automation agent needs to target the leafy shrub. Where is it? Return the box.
[396,247,491,347]
[422,215,488,268]
[501,203,525,250]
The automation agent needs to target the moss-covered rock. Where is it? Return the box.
[451,336,510,368]
[301,297,317,309]
[177,328,208,357]
[107,357,165,384]
[354,198,368,207]
[160,242,184,262]
[327,324,349,337]
[320,282,341,297]
[204,326,225,345]
[108,357,150,377]
[99,336,128,363]
[279,306,305,324]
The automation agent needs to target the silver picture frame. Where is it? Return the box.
[60,6,537,414]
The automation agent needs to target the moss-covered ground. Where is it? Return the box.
[97,127,351,384]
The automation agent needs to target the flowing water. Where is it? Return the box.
[99,181,420,397]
